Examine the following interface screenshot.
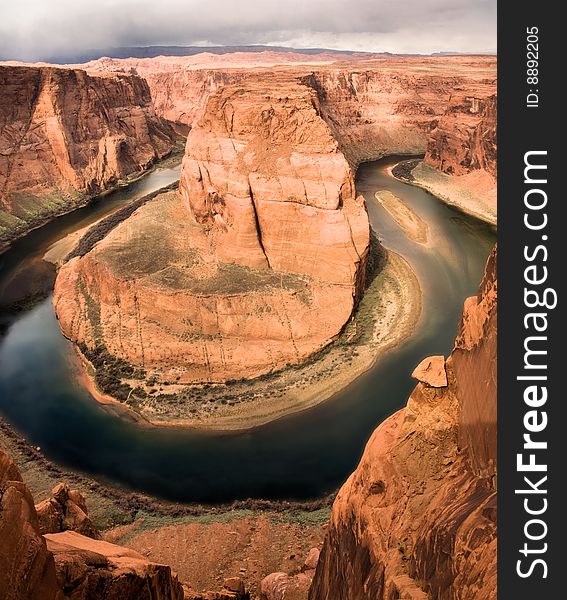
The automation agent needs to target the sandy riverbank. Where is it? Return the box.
[391,159,497,226]
[73,244,421,431]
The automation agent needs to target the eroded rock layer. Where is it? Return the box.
[73,55,495,170]
[310,247,497,600]
[55,73,370,385]
[0,66,175,244]
[0,448,59,600]
[426,94,496,179]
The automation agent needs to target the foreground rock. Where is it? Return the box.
[0,447,185,600]
[310,247,497,599]
[36,483,99,539]
[45,531,185,600]
[55,74,370,387]
[0,448,59,600]
[0,65,175,246]
[411,355,447,387]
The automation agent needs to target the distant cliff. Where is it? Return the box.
[425,94,496,178]
[310,247,497,600]
[0,66,176,246]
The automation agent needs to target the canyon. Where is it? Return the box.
[0,49,497,600]
[0,65,176,248]
[310,247,497,600]
[47,54,495,409]
[0,244,496,600]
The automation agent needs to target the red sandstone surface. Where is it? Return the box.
[309,247,497,600]
[54,72,370,386]
[0,65,176,245]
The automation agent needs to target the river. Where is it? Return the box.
[0,157,496,503]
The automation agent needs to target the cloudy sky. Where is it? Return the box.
[0,0,496,62]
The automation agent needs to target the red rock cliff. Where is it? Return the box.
[425,94,496,179]
[309,247,497,600]
[0,65,175,245]
[78,55,495,175]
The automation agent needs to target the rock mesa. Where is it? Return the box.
[54,74,370,385]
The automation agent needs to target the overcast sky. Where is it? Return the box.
[0,0,496,62]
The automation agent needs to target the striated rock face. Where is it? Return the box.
[0,447,185,600]
[76,55,495,171]
[55,74,369,385]
[404,93,497,223]
[310,247,497,600]
[0,448,60,600]
[425,94,496,179]
[0,65,175,245]
[36,483,99,539]
[179,74,368,282]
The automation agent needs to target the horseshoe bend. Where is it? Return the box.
[0,47,498,600]
[46,57,496,427]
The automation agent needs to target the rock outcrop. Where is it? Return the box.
[45,531,185,600]
[425,94,496,179]
[0,65,176,245]
[411,355,448,387]
[0,447,185,600]
[54,74,370,386]
[0,448,60,600]
[260,547,320,600]
[310,247,497,600]
[36,483,99,539]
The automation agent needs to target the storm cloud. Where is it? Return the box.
[0,0,496,61]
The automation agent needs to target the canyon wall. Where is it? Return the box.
[310,247,497,600]
[54,73,369,387]
[425,94,496,179]
[77,55,496,174]
[0,65,176,246]
[407,91,497,223]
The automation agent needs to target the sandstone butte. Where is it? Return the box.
[54,73,370,384]
[52,55,496,388]
[310,247,497,600]
[0,65,176,247]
